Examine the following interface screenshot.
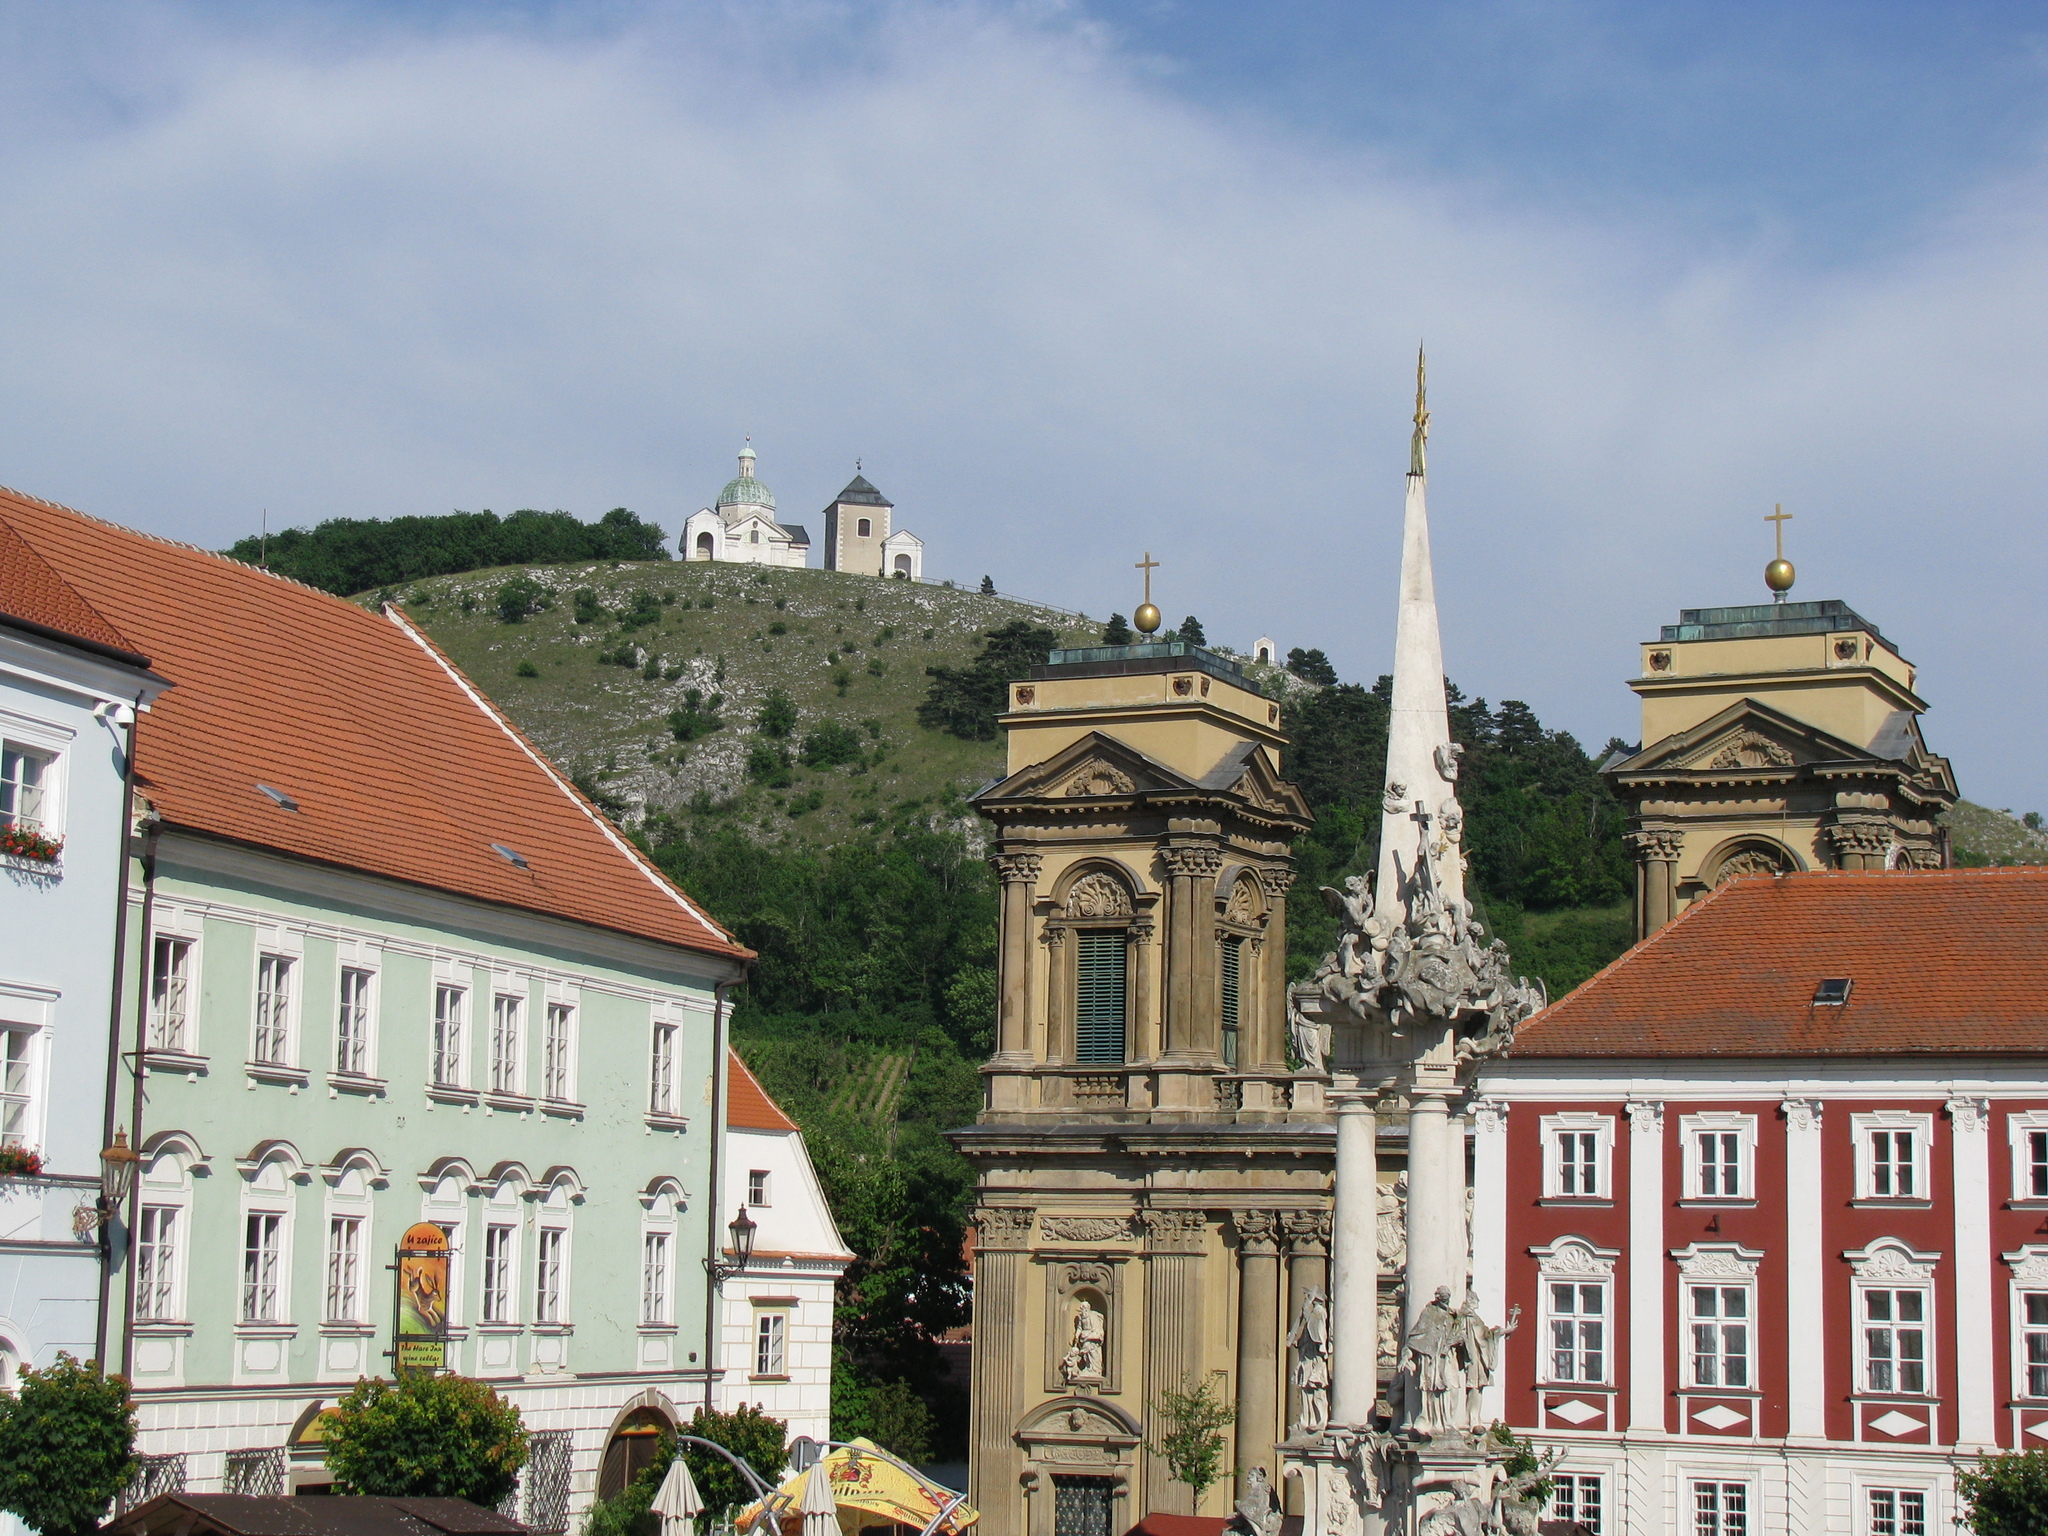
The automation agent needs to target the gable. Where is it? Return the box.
[1618,697,1875,777]
[976,731,1197,806]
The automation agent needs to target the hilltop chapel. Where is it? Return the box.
[681,442,924,577]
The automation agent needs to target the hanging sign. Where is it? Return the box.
[395,1221,451,1374]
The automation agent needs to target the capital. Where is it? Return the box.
[1624,1099,1664,1133]
[1469,1098,1510,1134]
[991,851,1044,884]
[1623,827,1683,863]
[972,1205,1037,1249]
[1281,1208,1331,1255]
[1256,867,1299,900]
[1947,1095,1991,1135]
[1779,1097,1824,1133]
[1160,845,1225,880]
[1233,1209,1283,1255]
[1139,1207,1209,1253]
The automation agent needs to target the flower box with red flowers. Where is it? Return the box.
[0,825,62,863]
[0,1146,45,1179]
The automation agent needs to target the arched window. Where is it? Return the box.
[598,1407,672,1500]
[857,518,872,539]
[695,531,714,559]
[1047,866,1145,1068]
[1215,872,1267,1068]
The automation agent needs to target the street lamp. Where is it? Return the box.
[96,1129,140,1252]
[706,1204,758,1285]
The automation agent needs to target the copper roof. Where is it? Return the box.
[0,484,745,963]
[1512,868,2048,1058]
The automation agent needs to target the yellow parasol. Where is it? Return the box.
[739,1441,978,1536]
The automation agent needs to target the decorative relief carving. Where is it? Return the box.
[1715,845,1793,882]
[1845,1240,1940,1281]
[1624,1099,1664,1133]
[973,1205,1036,1246]
[1624,827,1683,863]
[1647,649,1672,672]
[1225,879,1260,923]
[1172,675,1194,697]
[1233,1209,1281,1256]
[1671,1243,1765,1279]
[1703,731,1796,770]
[1376,1174,1406,1273]
[1382,781,1409,815]
[2005,1246,2048,1284]
[991,852,1043,885]
[1139,1208,1207,1253]
[1066,873,1133,918]
[1063,762,1136,798]
[1469,1098,1509,1134]
[1946,1096,1991,1135]
[1532,1238,1617,1278]
[1780,1097,1824,1133]
[1015,686,1036,705]
[1160,846,1224,880]
[1282,1208,1331,1256]
[1256,868,1298,900]
[1042,1215,1133,1243]
[1825,818,1893,859]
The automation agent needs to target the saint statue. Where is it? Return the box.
[1059,1298,1106,1385]
[1287,987,1330,1075]
[1230,1466,1284,1536]
[1402,1286,1461,1436]
[1287,1288,1331,1435]
[1455,1287,1520,1426]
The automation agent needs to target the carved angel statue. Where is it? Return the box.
[1286,986,1331,1075]
[1059,1298,1107,1384]
[1318,874,1378,978]
[1287,1287,1331,1435]
[1375,1172,1407,1273]
[1230,1466,1284,1536]
[1433,741,1464,783]
[1402,1286,1462,1436]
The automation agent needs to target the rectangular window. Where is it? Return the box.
[1697,1131,1742,1197]
[755,1312,787,1376]
[482,1223,514,1323]
[433,986,466,1086]
[2032,1130,2048,1200]
[748,1169,771,1207]
[1688,1283,1750,1388]
[1871,1130,1916,1197]
[490,994,523,1094]
[1550,1475,1603,1534]
[1864,1288,1928,1393]
[1547,1281,1606,1383]
[649,1022,677,1116]
[1219,936,1242,1068]
[1557,1131,1599,1197]
[242,1212,283,1322]
[640,1232,670,1325]
[0,745,50,832]
[1868,1490,1926,1536]
[1073,930,1127,1065]
[136,1206,180,1321]
[534,1228,565,1324]
[1693,1482,1747,1536]
[335,968,372,1075]
[150,937,192,1053]
[326,1215,363,1322]
[0,1028,32,1148]
[253,954,293,1064]
[2025,1293,2048,1398]
[543,1003,574,1100]
[435,1221,463,1327]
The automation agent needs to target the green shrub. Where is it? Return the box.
[618,590,663,630]
[573,588,606,625]
[515,660,540,679]
[495,575,550,623]
[0,1353,136,1536]
[756,689,798,739]
[768,621,788,636]
[669,691,725,743]
[801,722,865,769]
[1960,1449,2048,1534]
[747,742,793,788]
[323,1374,527,1506]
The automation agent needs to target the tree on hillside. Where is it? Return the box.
[980,575,996,594]
[756,688,799,739]
[1176,615,1206,645]
[226,507,670,595]
[0,1354,135,1536]
[918,620,1060,741]
[1285,646,1338,686]
[495,575,551,623]
[322,1374,528,1506]
[1101,613,1133,645]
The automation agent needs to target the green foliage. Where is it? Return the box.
[1484,1421,1555,1506]
[225,507,669,595]
[618,589,664,630]
[583,1405,789,1536]
[1175,614,1206,646]
[942,964,998,1055]
[515,660,540,679]
[321,1374,528,1506]
[801,722,866,769]
[979,575,995,595]
[495,575,551,623]
[1101,613,1132,645]
[571,760,631,822]
[1961,1450,2048,1535]
[573,588,607,625]
[1285,646,1338,685]
[757,688,799,739]
[832,1365,935,1462]
[746,743,794,788]
[1146,1374,1234,1498]
[918,620,1059,741]
[0,1353,136,1536]
[668,690,725,742]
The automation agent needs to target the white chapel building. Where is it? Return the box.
[682,444,812,568]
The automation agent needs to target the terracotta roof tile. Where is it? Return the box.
[0,511,143,659]
[0,485,747,963]
[1513,868,2048,1058]
[727,1048,798,1132]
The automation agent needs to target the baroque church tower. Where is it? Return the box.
[951,631,1329,1536]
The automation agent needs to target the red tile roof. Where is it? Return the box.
[0,484,746,963]
[727,1048,798,1132]
[1513,868,2048,1058]
[0,511,146,662]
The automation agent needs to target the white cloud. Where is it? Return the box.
[0,1,2042,806]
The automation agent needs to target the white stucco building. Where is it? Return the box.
[682,444,812,568]
[716,1052,850,1445]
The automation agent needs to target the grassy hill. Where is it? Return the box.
[1946,800,2048,865]
[377,562,1108,841]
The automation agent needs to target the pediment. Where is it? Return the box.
[1619,698,1872,777]
[975,732,1194,806]
[1016,1395,1143,1442]
[1207,742,1313,821]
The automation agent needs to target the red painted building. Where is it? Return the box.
[1471,868,2048,1535]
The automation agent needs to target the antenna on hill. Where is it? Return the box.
[260,509,268,572]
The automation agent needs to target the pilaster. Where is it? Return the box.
[1950,1094,1995,1447]
[1624,1099,1665,1431]
[1780,1097,1826,1438]
[1140,1207,1209,1513]
[1469,1098,1510,1423]
[969,1205,1035,1536]
[1283,1208,1330,1446]
[1233,1210,1283,1494]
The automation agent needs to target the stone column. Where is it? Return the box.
[1140,1208,1208,1514]
[969,1205,1036,1536]
[1624,828,1680,939]
[1401,1091,1456,1336]
[1257,870,1296,1070]
[1160,846,1222,1059]
[1283,1210,1330,1447]
[992,853,1042,1059]
[1233,1211,1283,1495]
[1129,920,1156,1063]
[1328,1092,1379,1426]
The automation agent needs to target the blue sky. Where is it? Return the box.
[0,0,2043,811]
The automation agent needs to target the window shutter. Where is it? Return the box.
[1073,931,1127,1064]
[1220,938,1242,1067]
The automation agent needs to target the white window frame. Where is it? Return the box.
[748,1169,772,1207]
[1865,1486,1929,1536]
[1679,1113,1756,1203]
[135,1202,183,1322]
[481,1220,519,1325]
[649,1016,681,1119]
[753,1309,788,1378]
[2006,1247,2048,1402]
[1671,1244,1763,1393]
[432,984,469,1088]
[489,992,525,1096]
[0,1021,41,1152]
[1540,1114,1614,1201]
[1845,1239,1940,1398]
[325,1213,366,1324]
[241,1209,286,1323]
[252,953,298,1067]
[534,1225,568,1325]
[2008,1111,2048,1203]
[640,1231,672,1327]
[421,1171,470,1330]
[149,935,196,1054]
[135,1141,198,1325]
[1690,1480,1751,1536]
[542,1000,577,1103]
[0,735,62,843]
[334,965,376,1077]
[1530,1237,1619,1387]
[1852,1112,1933,1203]
[1549,1473,1604,1534]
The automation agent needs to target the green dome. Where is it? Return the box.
[717,475,776,510]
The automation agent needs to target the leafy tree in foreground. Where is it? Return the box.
[1146,1373,1234,1499]
[0,1353,135,1536]
[1960,1449,2048,1535]
[918,620,1059,741]
[322,1373,528,1506]
[584,1404,789,1536]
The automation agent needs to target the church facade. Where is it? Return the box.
[682,444,812,568]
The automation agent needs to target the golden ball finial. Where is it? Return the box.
[1765,557,1795,594]
[1133,603,1161,635]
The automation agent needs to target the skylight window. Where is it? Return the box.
[255,783,299,811]
[1813,978,1853,1005]
[491,843,530,870]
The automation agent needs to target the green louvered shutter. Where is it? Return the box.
[1220,936,1242,1067]
[1073,931,1128,1064]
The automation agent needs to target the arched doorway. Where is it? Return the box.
[893,554,912,578]
[598,1406,673,1500]
[696,531,715,560]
